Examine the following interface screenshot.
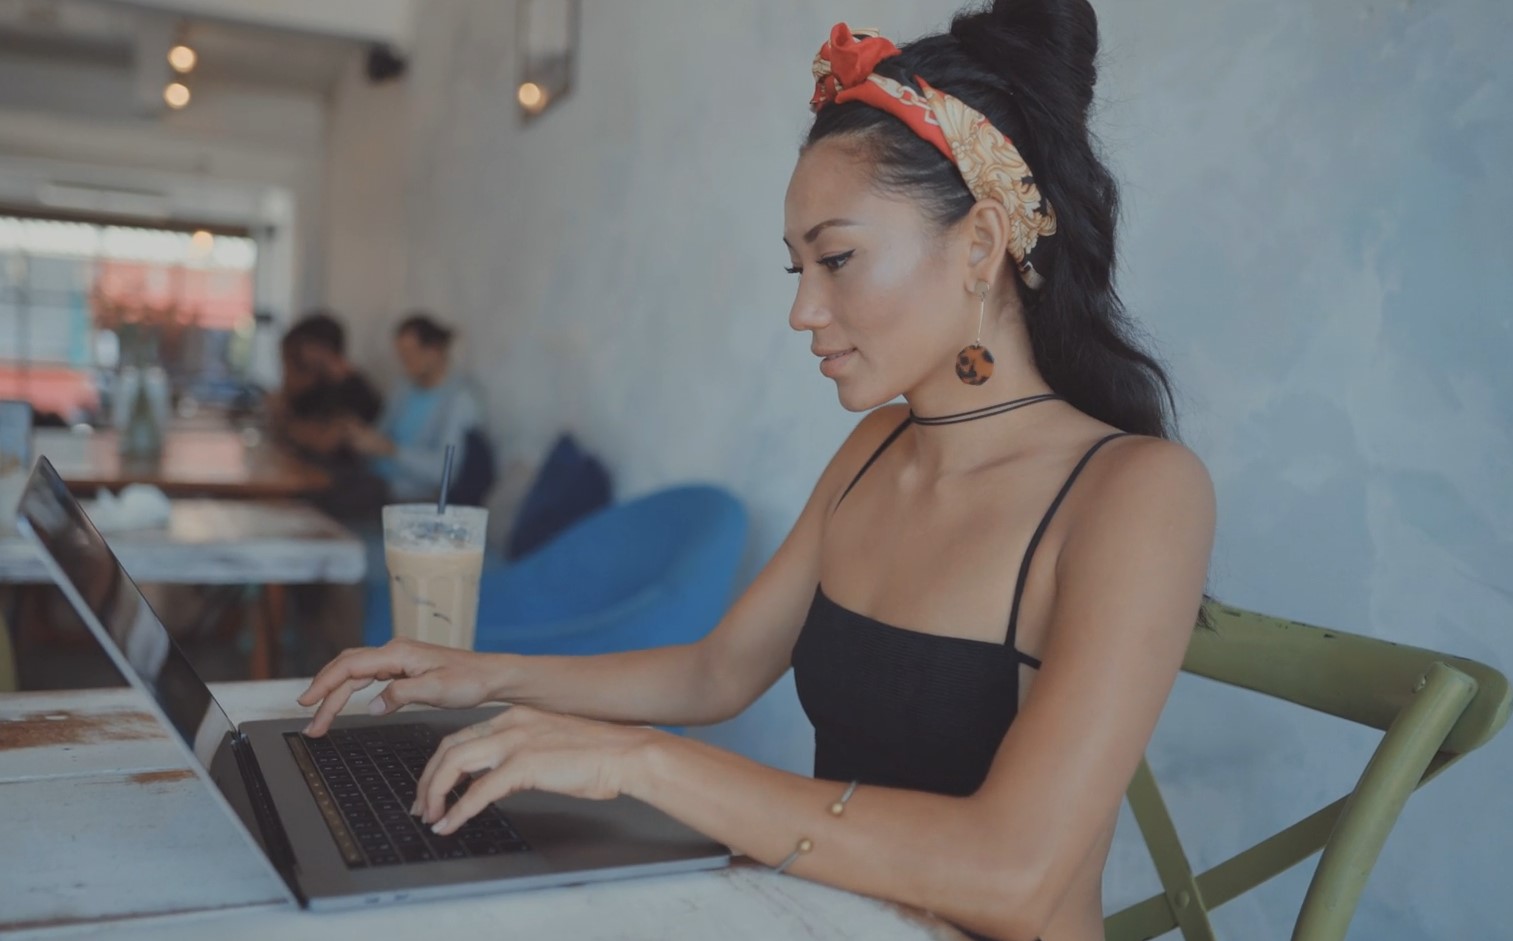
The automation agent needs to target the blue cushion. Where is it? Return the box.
[504,434,612,560]
[448,426,496,507]
[476,485,747,656]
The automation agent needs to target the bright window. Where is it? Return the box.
[0,215,259,422]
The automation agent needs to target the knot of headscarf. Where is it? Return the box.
[810,23,1057,290]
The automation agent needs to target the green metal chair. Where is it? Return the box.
[1106,602,1511,941]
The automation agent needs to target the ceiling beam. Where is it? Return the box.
[101,0,413,50]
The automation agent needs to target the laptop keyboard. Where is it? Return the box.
[288,723,530,868]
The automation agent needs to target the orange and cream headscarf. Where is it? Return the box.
[810,23,1057,290]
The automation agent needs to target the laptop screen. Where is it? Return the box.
[17,458,237,770]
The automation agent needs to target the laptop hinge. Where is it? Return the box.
[230,732,302,894]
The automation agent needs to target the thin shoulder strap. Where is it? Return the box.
[834,416,913,512]
[1006,432,1131,649]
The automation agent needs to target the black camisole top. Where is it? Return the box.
[792,419,1128,796]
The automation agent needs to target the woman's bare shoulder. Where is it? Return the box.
[1085,434,1212,504]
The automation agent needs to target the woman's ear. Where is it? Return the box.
[961,199,1010,292]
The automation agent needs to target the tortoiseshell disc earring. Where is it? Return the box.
[955,280,995,386]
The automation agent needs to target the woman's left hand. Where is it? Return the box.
[413,705,659,835]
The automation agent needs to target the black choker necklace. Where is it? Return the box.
[909,392,1062,426]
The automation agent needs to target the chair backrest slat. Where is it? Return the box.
[1186,605,1509,754]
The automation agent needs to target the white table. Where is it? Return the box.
[0,680,968,941]
[33,427,331,500]
[0,500,366,586]
[0,500,366,681]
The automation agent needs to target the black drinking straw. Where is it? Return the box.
[437,444,456,514]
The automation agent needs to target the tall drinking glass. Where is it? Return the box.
[381,504,488,650]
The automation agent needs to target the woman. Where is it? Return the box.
[347,312,484,501]
[301,3,1214,938]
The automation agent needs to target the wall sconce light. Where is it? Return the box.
[167,43,196,73]
[516,0,579,122]
[517,81,548,114]
[163,82,191,109]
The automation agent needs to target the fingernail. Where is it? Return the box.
[431,818,449,834]
[367,698,384,715]
[301,724,312,736]
[409,801,419,816]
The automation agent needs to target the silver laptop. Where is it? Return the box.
[17,456,729,910]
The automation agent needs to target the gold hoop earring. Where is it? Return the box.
[955,280,995,386]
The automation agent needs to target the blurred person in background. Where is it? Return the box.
[346,312,484,503]
[272,312,388,673]
[272,311,383,458]
[272,312,387,520]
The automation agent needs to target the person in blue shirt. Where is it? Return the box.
[346,313,484,502]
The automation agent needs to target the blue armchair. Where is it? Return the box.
[363,485,748,658]
[475,484,747,656]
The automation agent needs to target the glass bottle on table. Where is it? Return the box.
[119,367,163,461]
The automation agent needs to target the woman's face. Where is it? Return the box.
[395,331,448,386]
[783,137,973,411]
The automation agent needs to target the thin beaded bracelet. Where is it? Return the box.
[773,779,859,874]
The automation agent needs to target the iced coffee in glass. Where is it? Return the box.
[381,504,488,650]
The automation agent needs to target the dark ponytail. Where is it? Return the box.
[806,0,1176,439]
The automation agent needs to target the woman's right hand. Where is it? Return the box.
[297,639,511,737]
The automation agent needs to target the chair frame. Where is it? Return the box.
[1106,603,1511,941]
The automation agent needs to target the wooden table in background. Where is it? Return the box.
[0,501,365,680]
[0,680,968,941]
[34,427,330,499]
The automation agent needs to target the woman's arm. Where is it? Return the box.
[486,481,820,726]
[302,406,910,731]
[419,436,1215,941]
